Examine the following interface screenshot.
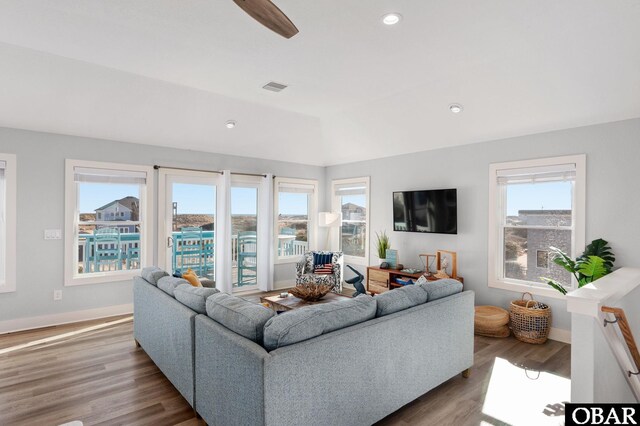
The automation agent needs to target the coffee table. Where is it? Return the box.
[260,292,350,312]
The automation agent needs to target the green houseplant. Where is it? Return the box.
[541,238,615,295]
[375,231,390,261]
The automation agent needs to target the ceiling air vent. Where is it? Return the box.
[262,81,288,92]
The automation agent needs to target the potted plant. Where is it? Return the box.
[375,231,390,265]
[541,238,615,295]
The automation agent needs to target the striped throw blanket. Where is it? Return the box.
[314,264,333,275]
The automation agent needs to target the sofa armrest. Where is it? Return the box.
[332,262,341,280]
[195,315,270,424]
[295,258,307,276]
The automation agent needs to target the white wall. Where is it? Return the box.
[2,118,640,333]
[0,126,325,330]
[326,118,640,334]
[568,268,640,403]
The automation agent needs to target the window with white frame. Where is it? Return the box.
[488,155,585,298]
[65,160,153,286]
[0,154,17,293]
[332,177,370,264]
[274,178,318,261]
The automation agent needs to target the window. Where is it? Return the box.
[274,178,318,262]
[332,177,370,264]
[65,160,153,286]
[488,155,585,298]
[536,250,549,269]
[0,154,17,293]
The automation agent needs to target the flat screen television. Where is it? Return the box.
[393,189,457,234]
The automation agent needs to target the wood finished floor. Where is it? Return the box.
[0,298,570,426]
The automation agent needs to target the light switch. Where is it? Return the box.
[44,229,62,240]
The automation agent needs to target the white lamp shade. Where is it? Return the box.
[318,212,342,227]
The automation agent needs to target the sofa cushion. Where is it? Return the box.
[206,293,275,344]
[141,266,169,286]
[419,279,463,301]
[263,294,376,351]
[375,285,428,317]
[174,284,219,314]
[200,278,216,288]
[157,276,190,297]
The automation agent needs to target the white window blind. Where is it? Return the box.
[277,182,315,194]
[496,163,576,185]
[74,167,147,185]
[334,183,367,196]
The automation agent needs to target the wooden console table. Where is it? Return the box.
[366,266,464,295]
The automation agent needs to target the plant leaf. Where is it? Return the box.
[550,246,576,273]
[577,256,608,281]
[540,277,568,295]
[581,238,615,271]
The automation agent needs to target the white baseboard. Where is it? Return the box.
[548,327,571,344]
[0,303,133,335]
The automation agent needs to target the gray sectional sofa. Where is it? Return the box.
[133,267,475,426]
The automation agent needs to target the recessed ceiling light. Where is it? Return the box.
[382,13,402,26]
[225,120,237,129]
[449,104,464,114]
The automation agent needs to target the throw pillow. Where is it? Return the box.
[182,268,203,287]
[314,264,333,275]
[313,252,333,267]
[415,275,428,286]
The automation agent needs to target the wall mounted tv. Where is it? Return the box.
[393,189,457,234]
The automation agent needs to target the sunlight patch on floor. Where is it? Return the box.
[482,357,569,426]
[0,316,133,355]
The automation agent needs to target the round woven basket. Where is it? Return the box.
[509,292,551,344]
[475,306,509,329]
[475,324,510,338]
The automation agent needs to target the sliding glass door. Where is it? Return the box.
[158,170,271,292]
[159,171,218,280]
[231,179,260,290]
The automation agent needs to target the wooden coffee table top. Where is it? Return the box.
[260,292,350,312]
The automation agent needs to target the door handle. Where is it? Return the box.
[167,236,174,248]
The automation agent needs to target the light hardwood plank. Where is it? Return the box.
[0,309,570,426]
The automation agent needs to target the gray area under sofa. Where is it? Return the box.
[195,290,475,426]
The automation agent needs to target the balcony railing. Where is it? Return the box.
[77,231,308,286]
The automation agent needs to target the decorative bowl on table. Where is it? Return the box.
[288,283,333,301]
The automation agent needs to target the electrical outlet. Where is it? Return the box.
[53,290,62,301]
[44,229,62,240]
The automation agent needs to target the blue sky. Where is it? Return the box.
[79,183,139,213]
[342,194,366,207]
[80,182,568,217]
[79,183,308,215]
[507,181,572,216]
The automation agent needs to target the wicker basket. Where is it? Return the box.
[475,324,510,338]
[509,292,551,344]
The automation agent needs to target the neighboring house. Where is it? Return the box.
[95,196,140,233]
[341,202,366,221]
[506,209,572,285]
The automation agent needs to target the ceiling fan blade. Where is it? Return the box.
[233,0,299,39]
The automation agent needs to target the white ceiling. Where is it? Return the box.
[0,0,638,166]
